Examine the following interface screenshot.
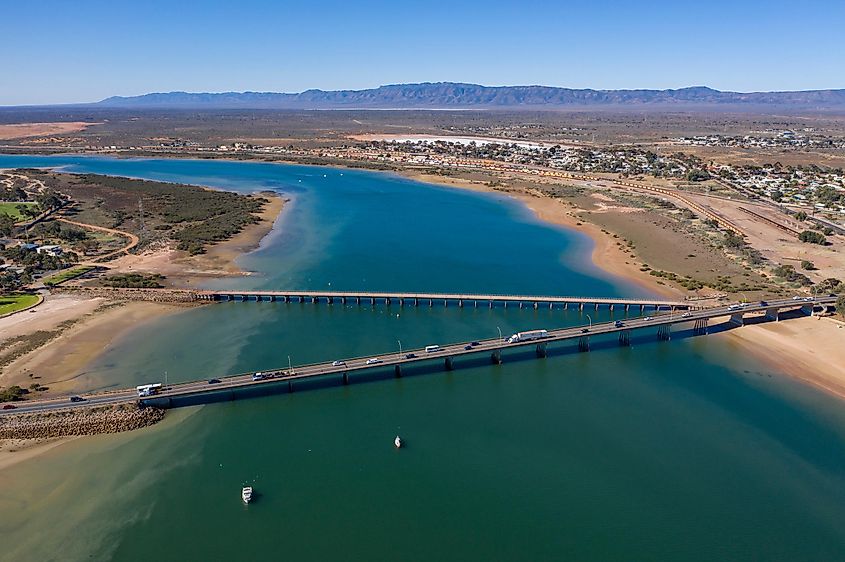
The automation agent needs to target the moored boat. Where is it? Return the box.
[242,486,253,503]
[394,435,402,448]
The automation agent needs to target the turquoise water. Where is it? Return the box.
[1,155,845,561]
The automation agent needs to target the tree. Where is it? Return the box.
[795,211,808,221]
[799,230,827,245]
[724,231,746,249]
[817,278,843,294]
[838,294,845,319]
[801,260,816,270]
[0,214,14,237]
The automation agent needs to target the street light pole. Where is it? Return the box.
[288,355,293,375]
[164,370,168,391]
[586,314,592,329]
[397,340,402,359]
[497,326,503,341]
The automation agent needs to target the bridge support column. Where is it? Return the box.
[693,318,709,335]
[342,372,349,385]
[394,365,402,378]
[625,304,630,312]
[729,312,745,327]
[341,296,346,305]
[328,296,333,304]
[578,336,590,352]
[549,302,553,309]
[474,300,478,308]
[489,300,493,309]
[618,330,631,346]
[491,350,502,365]
[610,303,615,311]
[564,302,568,310]
[429,299,433,307]
[414,298,418,307]
[534,302,538,310]
[444,357,454,371]
[594,303,599,311]
[399,298,404,307]
[657,325,672,341]
[504,301,508,309]
[444,299,448,307]
[355,297,360,305]
[536,343,547,358]
[765,307,781,322]
[312,296,317,304]
[519,302,524,309]
[386,297,391,306]
[459,299,463,308]
[371,297,375,306]
[640,304,645,313]
[288,381,294,393]
[579,303,584,311]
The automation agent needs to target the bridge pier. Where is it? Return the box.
[579,303,584,311]
[429,299,433,307]
[549,302,553,309]
[342,372,349,385]
[385,297,391,306]
[535,343,547,358]
[327,296,333,304]
[474,300,478,308]
[444,357,454,371]
[414,298,418,307]
[640,304,645,312]
[489,300,493,309]
[491,350,502,365]
[534,302,538,310]
[444,299,448,307]
[394,365,402,378]
[765,307,781,322]
[459,299,463,308]
[288,381,294,393]
[693,317,709,335]
[312,296,317,304]
[519,302,524,309]
[625,304,630,312]
[618,330,631,346]
[657,325,672,341]
[578,336,590,352]
[594,303,599,311]
[729,312,745,327]
[355,296,360,305]
[399,298,404,307]
[610,304,614,311]
[371,297,375,306]
[564,302,568,310]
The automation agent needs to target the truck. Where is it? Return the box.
[507,329,549,344]
[136,383,162,397]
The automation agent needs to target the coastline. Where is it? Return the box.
[400,170,682,299]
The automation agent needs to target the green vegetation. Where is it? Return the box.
[723,231,746,249]
[838,295,845,319]
[817,278,843,294]
[0,385,26,403]
[0,201,38,221]
[795,211,808,222]
[0,214,15,237]
[0,293,40,315]
[101,273,165,288]
[772,264,812,286]
[801,260,816,271]
[799,230,827,245]
[43,266,96,286]
[26,171,268,255]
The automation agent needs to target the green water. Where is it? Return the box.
[1,156,845,561]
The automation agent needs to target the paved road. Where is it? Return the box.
[2,296,833,415]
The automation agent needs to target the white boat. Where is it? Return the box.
[242,486,253,503]
[394,435,402,448]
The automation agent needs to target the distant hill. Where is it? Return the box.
[97,83,845,110]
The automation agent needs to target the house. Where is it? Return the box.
[36,244,63,256]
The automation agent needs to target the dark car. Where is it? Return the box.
[581,328,590,333]
[759,300,768,306]
[2,404,16,410]
[464,345,473,350]
[208,378,221,384]
[470,341,481,346]
[69,395,85,403]
[405,353,417,359]
[614,320,624,328]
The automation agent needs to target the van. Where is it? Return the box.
[252,372,266,382]
[425,345,441,353]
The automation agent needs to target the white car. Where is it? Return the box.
[365,358,382,365]
[332,360,346,367]
[644,316,653,321]
[682,312,692,318]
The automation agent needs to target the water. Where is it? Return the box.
[1,155,845,561]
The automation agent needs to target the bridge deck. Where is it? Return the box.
[5,297,830,415]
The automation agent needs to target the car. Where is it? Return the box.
[464,345,473,350]
[803,297,814,302]
[759,300,768,306]
[470,341,481,347]
[251,373,266,382]
[69,395,85,403]
[614,320,624,328]
[792,296,802,300]
[365,358,382,365]
[682,312,692,318]
[2,404,16,410]
[405,353,417,359]
[332,360,346,367]
[644,316,653,321]
[425,345,441,353]
[580,328,590,333]
[208,378,221,384]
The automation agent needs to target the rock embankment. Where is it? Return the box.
[0,404,166,439]
[53,285,203,304]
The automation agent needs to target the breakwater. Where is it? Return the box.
[0,404,165,439]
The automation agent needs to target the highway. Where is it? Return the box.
[2,296,834,415]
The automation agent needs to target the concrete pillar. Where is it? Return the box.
[609,303,614,311]
[564,302,568,310]
[657,325,672,341]
[394,365,402,378]
[444,357,454,371]
[444,299,448,307]
[328,296,333,304]
[579,303,584,311]
[578,336,590,352]
[535,343,547,358]
[625,304,630,311]
[288,381,294,393]
[459,299,463,308]
[342,372,349,385]
[429,299,433,307]
[371,297,375,305]
[312,296,317,304]
[474,300,478,308]
[765,307,780,322]
[386,297,391,306]
[729,312,745,327]
[533,302,538,310]
[356,296,360,305]
[341,296,346,305]
[491,350,502,364]
[618,330,631,346]
[594,303,599,311]
[489,300,493,309]
[399,298,404,307]
[519,302,524,309]
[414,298,418,307]
[549,302,553,309]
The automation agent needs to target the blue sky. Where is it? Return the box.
[4,0,844,105]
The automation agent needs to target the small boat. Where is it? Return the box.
[242,486,253,503]
[394,435,402,449]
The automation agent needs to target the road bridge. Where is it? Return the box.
[3,296,834,416]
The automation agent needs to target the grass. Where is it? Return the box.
[0,201,38,221]
[43,265,96,286]
[0,294,40,315]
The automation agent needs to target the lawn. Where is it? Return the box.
[43,266,96,286]
[0,201,38,221]
[0,293,40,315]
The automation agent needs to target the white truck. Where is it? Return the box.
[136,383,162,397]
[507,329,549,344]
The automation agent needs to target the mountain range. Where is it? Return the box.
[97,83,845,110]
